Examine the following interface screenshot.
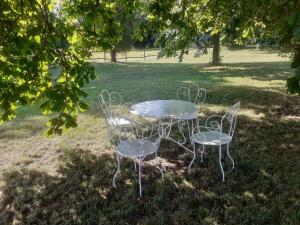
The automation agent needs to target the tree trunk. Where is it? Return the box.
[212,33,221,65]
[110,48,117,62]
[178,49,185,63]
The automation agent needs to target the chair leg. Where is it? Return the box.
[134,158,137,171]
[200,144,205,162]
[113,153,121,187]
[138,158,142,197]
[226,143,235,169]
[218,144,225,182]
[188,141,196,174]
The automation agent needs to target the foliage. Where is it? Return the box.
[0,0,96,135]
[229,0,300,94]
[147,0,236,62]
[62,0,144,56]
[148,0,300,93]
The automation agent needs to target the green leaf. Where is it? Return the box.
[78,78,85,87]
[78,101,89,112]
[18,97,27,105]
[34,35,41,43]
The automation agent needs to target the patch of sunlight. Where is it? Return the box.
[200,190,217,198]
[59,113,111,153]
[181,80,195,84]
[205,105,264,121]
[258,193,268,200]
[97,188,107,199]
[203,217,219,225]
[280,115,300,121]
[125,179,133,186]
[244,191,255,199]
[200,66,227,72]
[221,77,285,89]
[260,169,272,178]
[240,109,265,121]
[181,179,195,189]
[157,157,177,168]
[173,181,179,188]
[201,65,248,72]
[204,104,227,113]
[33,185,44,194]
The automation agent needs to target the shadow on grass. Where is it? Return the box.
[87,84,299,122]
[1,61,299,224]
[1,110,299,225]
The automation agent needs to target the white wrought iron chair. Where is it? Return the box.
[175,85,207,144]
[105,117,163,197]
[188,102,240,181]
[98,89,133,128]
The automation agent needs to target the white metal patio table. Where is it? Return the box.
[130,100,198,171]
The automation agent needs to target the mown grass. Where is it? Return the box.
[0,49,299,225]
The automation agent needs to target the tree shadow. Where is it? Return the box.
[1,61,299,224]
[1,104,299,224]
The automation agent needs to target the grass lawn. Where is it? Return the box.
[0,48,299,225]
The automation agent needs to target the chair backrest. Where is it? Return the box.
[177,85,206,104]
[221,101,240,137]
[106,118,162,152]
[98,89,123,118]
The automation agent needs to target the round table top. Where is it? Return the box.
[130,100,197,119]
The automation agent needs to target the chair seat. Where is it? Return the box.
[108,116,131,126]
[192,131,232,145]
[116,140,158,157]
[174,112,198,120]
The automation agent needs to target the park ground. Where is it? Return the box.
[0,48,299,225]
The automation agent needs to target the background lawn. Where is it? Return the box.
[0,48,299,225]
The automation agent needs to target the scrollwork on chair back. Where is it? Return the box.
[177,85,206,104]
[192,85,206,104]
[220,101,240,137]
[203,101,240,137]
[99,90,111,118]
[98,89,124,118]
[177,87,190,101]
